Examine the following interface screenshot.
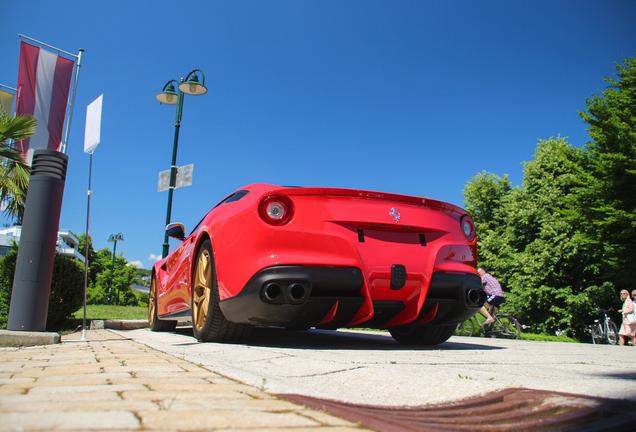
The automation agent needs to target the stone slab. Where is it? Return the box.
[0,329,60,347]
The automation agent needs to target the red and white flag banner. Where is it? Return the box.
[15,41,74,164]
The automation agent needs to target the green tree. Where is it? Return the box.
[504,138,611,336]
[573,55,636,290]
[0,112,35,224]
[462,171,513,233]
[86,248,138,306]
[77,233,104,287]
[464,138,612,338]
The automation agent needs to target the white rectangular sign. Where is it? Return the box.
[84,94,103,154]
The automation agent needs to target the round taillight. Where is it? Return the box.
[258,195,294,225]
[460,215,475,241]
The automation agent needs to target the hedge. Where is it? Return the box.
[0,249,84,330]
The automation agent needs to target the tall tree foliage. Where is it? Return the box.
[573,56,636,289]
[465,139,610,337]
[463,56,635,338]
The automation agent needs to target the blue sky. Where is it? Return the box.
[2,1,635,269]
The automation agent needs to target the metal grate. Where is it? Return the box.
[281,388,636,431]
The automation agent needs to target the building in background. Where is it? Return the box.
[0,227,85,263]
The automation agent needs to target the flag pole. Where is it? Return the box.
[82,94,103,339]
[82,151,93,341]
[60,49,84,154]
[18,34,79,59]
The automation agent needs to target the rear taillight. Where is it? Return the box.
[258,195,294,225]
[460,215,476,241]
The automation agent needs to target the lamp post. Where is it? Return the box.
[156,69,207,258]
[107,233,124,305]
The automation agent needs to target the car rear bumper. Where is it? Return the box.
[219,265,485,328]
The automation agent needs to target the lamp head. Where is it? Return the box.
[156,81,179,105]
[108,233,125,242]
[179,69,207,96]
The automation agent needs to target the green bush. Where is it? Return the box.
[47,254,85,328]
[0,251,16,329]
[0,249,85,330]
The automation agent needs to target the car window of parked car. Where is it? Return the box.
[215,190,250,208]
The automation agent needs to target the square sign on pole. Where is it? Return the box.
[158,164,194,192]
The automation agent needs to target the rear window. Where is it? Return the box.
[215,190,250,207]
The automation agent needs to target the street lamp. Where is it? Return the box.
[107,233,124,305]
[156,69,207,258]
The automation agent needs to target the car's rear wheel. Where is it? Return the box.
[389,324,456,345]
[149,274,177,332]
[191,239,253,343]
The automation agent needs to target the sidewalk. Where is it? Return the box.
[0,330,363,431]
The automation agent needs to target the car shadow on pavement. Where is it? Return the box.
[173,326,504,351]
[592,371,636,381]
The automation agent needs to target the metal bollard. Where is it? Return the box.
[7,150,69,332]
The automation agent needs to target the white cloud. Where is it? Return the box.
[149,254,162,262]
[129,260,144,269]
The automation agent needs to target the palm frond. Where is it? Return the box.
[0,111,37,145]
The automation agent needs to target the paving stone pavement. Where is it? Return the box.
[0,330,365,432]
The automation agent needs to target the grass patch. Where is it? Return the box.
[53,305,148,334]
[72,305,148,321]
[520,333,577,343]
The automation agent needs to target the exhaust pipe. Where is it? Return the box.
[262,283,282,302]
[286,283,307,302]
[466,288,481,306]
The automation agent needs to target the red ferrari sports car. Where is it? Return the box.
[149,183,486,345]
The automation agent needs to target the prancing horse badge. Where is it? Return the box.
[390,207,401,223]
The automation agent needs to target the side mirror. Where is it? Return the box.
[166,223,186,241]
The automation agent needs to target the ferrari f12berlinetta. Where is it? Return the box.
[149,183,485,345]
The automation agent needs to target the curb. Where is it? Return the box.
[90,319,149,330]
[0,329,61,347]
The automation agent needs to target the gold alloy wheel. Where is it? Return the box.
[193,249,212,331]
[149,277,156,325]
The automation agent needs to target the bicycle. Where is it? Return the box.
[455,312,521,339]
[588,308,618,345]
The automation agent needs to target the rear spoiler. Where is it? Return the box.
[281,187,465,214]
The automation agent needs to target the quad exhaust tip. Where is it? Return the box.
[262,283,282,302]
[286,283,307,302]
[466,288,486,306]
[262,282,308,304]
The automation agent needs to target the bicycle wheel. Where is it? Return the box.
[606,321,618,345]
[493,314,521,339]
[590,325,602,344]
[455,319,475,337]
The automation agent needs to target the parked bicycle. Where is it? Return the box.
[455,312,521,339]
[588,308,618,345]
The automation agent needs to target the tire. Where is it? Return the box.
[455,319,475,337]
[494,314,521,339]
[191,239,253,343]
[389,324,456,345]
[606,321,618,345]
[148,274,177,332]
[590,325,602,345]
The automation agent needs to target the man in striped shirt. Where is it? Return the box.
[477,266,505,325]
